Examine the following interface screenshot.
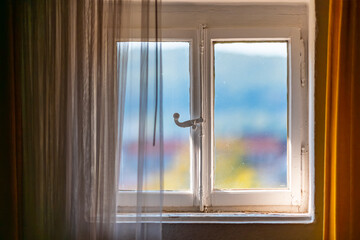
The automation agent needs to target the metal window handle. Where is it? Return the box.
[173,113,203,129]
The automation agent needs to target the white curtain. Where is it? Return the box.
[18,0,163,239]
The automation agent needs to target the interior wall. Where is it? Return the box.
[161,0,329,239]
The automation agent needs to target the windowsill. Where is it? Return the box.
[116,212,314,224]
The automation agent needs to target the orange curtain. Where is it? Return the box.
[324,0,360,239]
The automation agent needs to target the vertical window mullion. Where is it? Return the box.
[199,24,212,211]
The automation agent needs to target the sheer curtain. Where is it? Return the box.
[16,0,163,239]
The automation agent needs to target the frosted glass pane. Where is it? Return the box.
[118,42,191,191]
[213,42,288,190]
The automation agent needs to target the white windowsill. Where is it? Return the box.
[116,212,314,224]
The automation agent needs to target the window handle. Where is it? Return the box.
[173,113,203,129]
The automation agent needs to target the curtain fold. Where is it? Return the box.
[15,0,163,239]
[324,0,360,239]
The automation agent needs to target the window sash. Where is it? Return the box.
[116,29,200,208]
[201,27,307,211]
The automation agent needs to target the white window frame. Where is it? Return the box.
[201,27,309,213]
[115,3,313,223]
[116,26,309,213]
[116,29,201,210]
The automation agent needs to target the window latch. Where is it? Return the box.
[173,113,203,129]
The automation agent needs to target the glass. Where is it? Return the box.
[118,42,191,191]
[213,42,288,190]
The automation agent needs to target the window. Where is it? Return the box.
[203,27,307,211]
[117,30,199,208]
[117,3,312,223]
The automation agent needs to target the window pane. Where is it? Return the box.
[213,42,288,190]
[118,42,191,191]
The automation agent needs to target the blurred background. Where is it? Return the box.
[118,41,288,191]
